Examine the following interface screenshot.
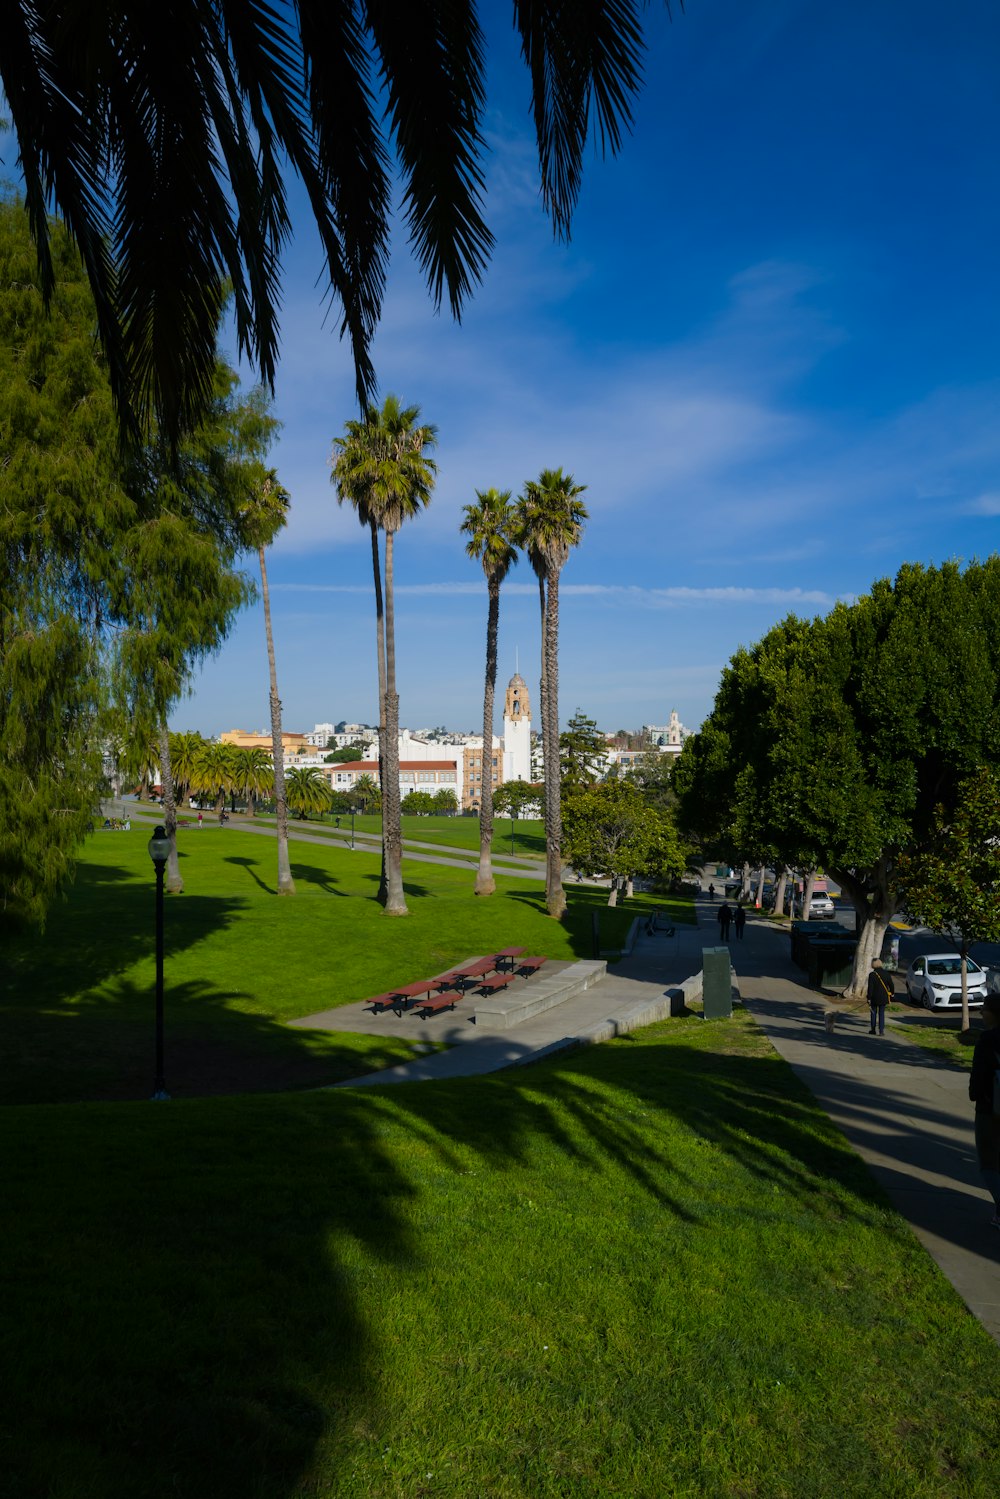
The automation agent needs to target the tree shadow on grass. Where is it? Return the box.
[288,862,349,896]
[0,1008,973,1498]
[224,854,275,894]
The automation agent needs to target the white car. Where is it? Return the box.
[905,955,987,1010]
[786,892,836,919]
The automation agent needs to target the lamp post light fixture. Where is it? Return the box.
[147,825,171,1101]
[351,806,356,849]
[510,809,517,857]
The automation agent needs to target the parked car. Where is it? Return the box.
[905,954,987,1010]
[785,891,836,919]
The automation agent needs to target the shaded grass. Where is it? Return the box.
[2,1012,998,1497]
[0,829,686,1104]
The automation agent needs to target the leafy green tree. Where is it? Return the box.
[168,732,207,809]
[286,767,332,821]
[401,791,436,816]
[433,788,459,814]
[326,746,364,763]
[559,709,607,797]
[461,488,518,897]
[625,749,678,813]
[192,741,238,815]
[0,196,273,924]
[3,6,661,443]
[682,562,1000,995]
[493,781,543,820]
[331,395,437,914]
[896,767,1000,1031]
[514,469,588,918]
[563,779,686,906]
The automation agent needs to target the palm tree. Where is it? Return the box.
[192,740,237,815]
[460,489,518,896]
[353,774,379,814]
[168,731,206,810]
[232,747,274,819]
[286,767,332,822]
[1,8,649,444]
[240,471,295,893]
[331,396,437,915]
[514,469,588,918]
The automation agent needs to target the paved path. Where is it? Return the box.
[120,804,548,880]
[718,900,1000,1344]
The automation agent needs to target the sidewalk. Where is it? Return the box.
[724,899,1000,1344]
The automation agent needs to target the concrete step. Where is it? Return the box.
[476,959,607,1030]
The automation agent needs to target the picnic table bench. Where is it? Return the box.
[475,973,514,995]
[493,946,527,971]
[516,955,547,977]
[415,991,459,1018]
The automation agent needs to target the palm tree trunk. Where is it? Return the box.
[475,576,500,896]
[381,529,408,915]
[545,568,566,918]
[259,544,295,895]
[371,519,389,904]
[537,570,549,899]
[157,721,184,894]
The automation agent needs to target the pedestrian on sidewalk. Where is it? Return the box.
[717,901,733,941]
[867,959,893,1035]
[734,903,746,939]
[707,882,716,902]
[969,993,1000,1228]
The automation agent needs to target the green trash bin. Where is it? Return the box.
[702,946,733,1019]
[790,920,843,969]
[806,938,857,991]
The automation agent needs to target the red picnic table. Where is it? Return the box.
[493,946,526,972]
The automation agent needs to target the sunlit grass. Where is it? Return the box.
[0,828,690,1104]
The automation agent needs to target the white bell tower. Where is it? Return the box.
[502,672,531,784]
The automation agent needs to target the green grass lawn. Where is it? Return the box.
[3,1011,998,1498]
[0,827,689,1105]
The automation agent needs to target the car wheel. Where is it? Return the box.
[922,987,934,1011]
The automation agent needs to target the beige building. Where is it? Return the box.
[220,729,310,755]
[462,742,501,812]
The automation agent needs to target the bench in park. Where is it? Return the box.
[516,956,547,978]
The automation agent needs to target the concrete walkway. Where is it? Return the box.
[716,899,1000,1344]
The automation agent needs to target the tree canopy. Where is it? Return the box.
[676,560,1000,993]
[0,195,278,925]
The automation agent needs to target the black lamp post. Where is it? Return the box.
[351,805,356,849]
[147,825,171,1100]
[510,808,517,857]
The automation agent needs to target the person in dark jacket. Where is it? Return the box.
[866,959,893,1035]
[969,992,1000,1229]
[717,902,733,941]
[733,903,747,939]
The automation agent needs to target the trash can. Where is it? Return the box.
[702,946,733,1019]
[790,920,843,969]
[806,938,857,991]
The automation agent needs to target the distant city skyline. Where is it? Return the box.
[167,2,999,740]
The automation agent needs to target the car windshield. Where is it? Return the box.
[927,958,982,977]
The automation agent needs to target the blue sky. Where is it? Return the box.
[172,0,1000,739]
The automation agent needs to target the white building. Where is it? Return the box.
[501,673,532,785]
[641,709,692,756]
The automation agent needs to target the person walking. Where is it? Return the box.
[717,901,733,941]
[707,882,716,902]
[733,902,746,940]
[867,958,893,1035]
[969,992,1000,1229]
